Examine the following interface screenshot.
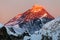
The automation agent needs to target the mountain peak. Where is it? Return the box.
[31,4,43,12]
[5,5,54,26]
[5,5,55,35]
[23,5,54,22]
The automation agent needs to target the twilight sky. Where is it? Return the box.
[0,0,60,24]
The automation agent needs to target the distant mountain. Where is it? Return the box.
[5,5,54,36]
[0,23,4,28]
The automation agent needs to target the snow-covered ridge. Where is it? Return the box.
[41,17,60,40]
[5,24,25,36]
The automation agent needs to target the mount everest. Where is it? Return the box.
[0,5,60,40]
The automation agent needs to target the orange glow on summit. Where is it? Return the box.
[23,4,54,22]
[5,4,54,25]
[31,4,43,12]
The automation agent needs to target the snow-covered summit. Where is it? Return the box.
[5,5,54,35]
